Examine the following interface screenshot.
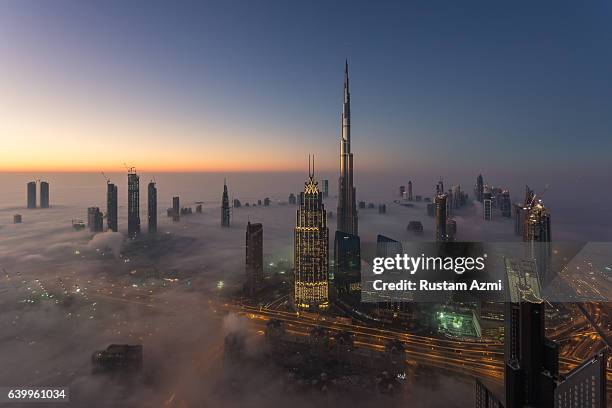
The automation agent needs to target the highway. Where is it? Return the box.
[226,304,612,395]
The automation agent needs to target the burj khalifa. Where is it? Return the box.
[337,61,358,236]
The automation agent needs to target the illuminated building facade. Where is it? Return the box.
[40,181,49,208]
[127,169,140,238]
[245,222,263,296]
[221,179,230,227]
[294,158,329,310]
[107,182,118,232]
[27,181,36,209]
[337,61,358,236]
[523,195,552,285]
[148,181,157,233]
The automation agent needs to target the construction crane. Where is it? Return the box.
[528,183,551,208]
[123,163,136,174]
[101,171,111,184]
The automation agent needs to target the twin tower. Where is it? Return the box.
[294,61,358,311]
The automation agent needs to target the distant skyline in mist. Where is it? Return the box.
[1,1,612,174]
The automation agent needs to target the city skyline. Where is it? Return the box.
[1,1,612,175]
[1,3,610,407]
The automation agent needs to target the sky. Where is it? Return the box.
[1,1,611,175]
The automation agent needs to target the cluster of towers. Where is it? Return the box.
[85,169,157,236]
[26,180,50,209]
[475,174,512,221]
[432,178,467,242]
[293,61,360,311]
[476,257,607,408]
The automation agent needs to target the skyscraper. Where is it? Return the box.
[107,182,118,232]
[483,187,493,221]
[337,61,358,236]
[523,195,552,285]
[513,203,524,236]
[407,180,413,201]
[148,181,157,233]
[294,158,329,310]
[172,196,180,222]
[40,181,49,208]
[87,207,104,232]
[435,194,448,242]
[27,181,36,209]
[127,168,140,238]
[554,350,607,408]
[334,231,361,294]
[245,222,263,296]
[500,189,511,217]
[436,178,444,195]
[504,257,557,408]
[321,179,329,198]
[475,174,484,202]
[221,179,230,227]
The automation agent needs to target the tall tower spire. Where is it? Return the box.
[337,60,358,236]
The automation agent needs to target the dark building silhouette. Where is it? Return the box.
[172,196,180,222]
[500,190,511,217]
[148,181,157,233]
[504,258,557,408]
[334,231,361,294]
[376,234,402,258]
[264,197,271,206]
[233,198,241,208]
[446,218,457,242]
[337,61,358,236]
[245,222,263,296]
[435,194,448,242]
[399,185,405,198]
[475,174,484,202]
[483,187,493,221]
[475,379,503,408]
[288,193,297,205]
[27,181,36,209]
[221,179,230,227]
[127,169,140,238]
[436,177,444,195]
[87,207,104,232]
[107,182,118,232]
[322,179,329,198]
[513,203,524,236]
[92,344,143,373]
[294,157,329,310]
[40,181,49,208]
[555,350,607,408]
[408,180,413,201]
